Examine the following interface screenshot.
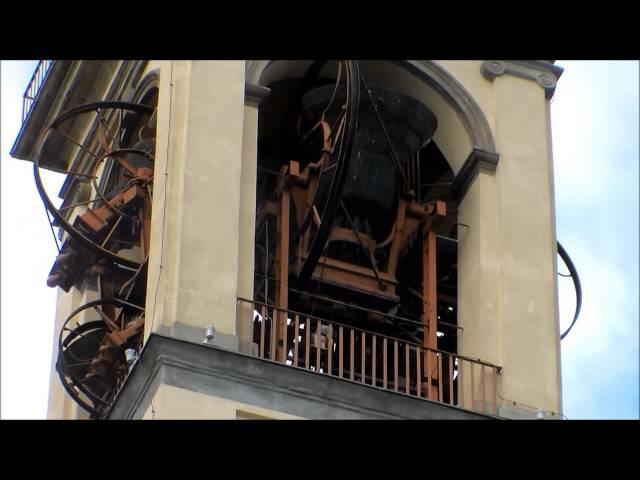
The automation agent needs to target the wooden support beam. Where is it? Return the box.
[423,228,439,400]
[277,189,290,363]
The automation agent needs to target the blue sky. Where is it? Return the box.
[1,60,638,419]
[552,61,639,419]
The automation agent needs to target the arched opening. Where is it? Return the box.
[248,60,495,174]
[246,61,487,399]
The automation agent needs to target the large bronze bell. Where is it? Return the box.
[301,83,437,241]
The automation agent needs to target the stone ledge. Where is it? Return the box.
[106,333,497,420]
[245,83,271,107]
[451,147,500,201]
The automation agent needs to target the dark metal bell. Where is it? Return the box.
[302,83,437,240]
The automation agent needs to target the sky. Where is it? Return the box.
[1,60,638,420]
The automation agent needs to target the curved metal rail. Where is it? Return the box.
[557,241,582,340]
[34,101,155,269]
[57,298,145,417]
[292,60,361,294]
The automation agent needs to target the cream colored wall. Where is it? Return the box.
[492,74,561,412]
[144,61,247,341]
[434,60,496,135]
[141,384,303,420]
[236,105,259,343]
[442,64,562,414]
[143,60,172,340]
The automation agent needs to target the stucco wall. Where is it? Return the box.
[142,384,302,420]
[444,65,561,413]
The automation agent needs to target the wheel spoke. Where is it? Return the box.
[42,165,96,179]
[42,101,155,418]
[54,128,99,159]
[58,197,103,212]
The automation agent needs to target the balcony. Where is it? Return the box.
[106,298,503,419]
[236,297,503,417]
[21,60,54,125]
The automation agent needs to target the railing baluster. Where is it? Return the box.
[438,353,443,403]
[481,365,486,414]
[425,351,432,401]
[405,345,410,394]
[22,60,54,126]
[339,325,344,378]
[282,310,288,364]
[361,331,366,384]
[259,305,266,358]
[305,317,310,369]
[270,306,277,361]
[448,354,454,405]
[383,337,387,389]
[316,320,321,372]
[394,340,399,392]
[248,303,254,355]
[422,348,431,400]
[327,324,333,375]
[470,362,475,411]
[458,358,464,408]
[294,314,299,367]
[372,335,376,387]
[493,368,498,416]
[350,329,355,381]
[416,346,421,397]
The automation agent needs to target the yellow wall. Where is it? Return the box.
[449,68,562,414]
[142,384,302,420]
[144,60,247,341]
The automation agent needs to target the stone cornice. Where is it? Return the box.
[106,333,496,420]
[244,83,271,107]
[451,147,500,202]
[480,60,564,99]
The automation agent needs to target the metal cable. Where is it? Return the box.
[150,63,173,335]
[359,72,409,192]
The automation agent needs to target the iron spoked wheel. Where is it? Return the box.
[34,101,155,271]
[289,60,361,293]
[57,298,145,418]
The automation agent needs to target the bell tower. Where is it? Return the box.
[12,60,567,419]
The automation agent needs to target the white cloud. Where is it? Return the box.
[554,61,639,419]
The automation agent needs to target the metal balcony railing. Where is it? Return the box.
[22,60,54,124]
[237,297,503,416]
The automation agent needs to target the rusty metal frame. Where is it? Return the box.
[57,298,145,417]
[36,101,156,418]
[35,102,154,269]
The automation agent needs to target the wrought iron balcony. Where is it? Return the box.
[237,297,503,416]
[21,60,54,124]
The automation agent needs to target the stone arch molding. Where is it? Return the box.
[131,68,160,104]
[245,60,498,188]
